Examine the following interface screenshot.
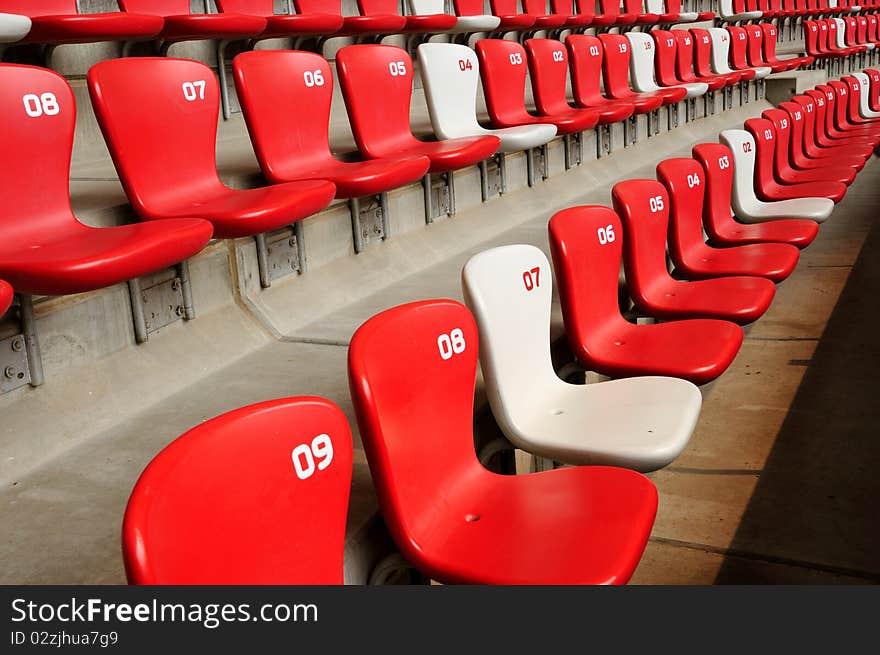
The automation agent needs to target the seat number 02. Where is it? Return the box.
[291,434,334,481]
[22,93,59,117]
[438,329,466,360]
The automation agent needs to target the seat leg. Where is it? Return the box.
[479,160,490,201]
[527,149,535,186]
[563,134,571,169]
[19,294,43,388]
[217,40,233,121]
[446,171,455,216]
[423,173,434,223]
[128,278,149,343]
[178,260,196,321]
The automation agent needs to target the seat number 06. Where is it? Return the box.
[291,434,334,481]
[437,329,466,360]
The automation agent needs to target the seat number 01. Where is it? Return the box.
[291,434,334,481]
[437,329,466,360]
[22,93,59,117]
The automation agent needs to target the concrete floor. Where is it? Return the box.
[2,117,877,586]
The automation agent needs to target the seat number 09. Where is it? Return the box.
[22,93,59,117]
[291,434,334,481]
[438,329,466,360]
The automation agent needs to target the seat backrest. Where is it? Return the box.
[523,0,552,14]
[0,64,75,240]
[88,58,223,217]
[294,0,344,17]
[335,44,417,159]
[462,245,559,428]
[707,27,734,74]
[233,50,335,184]
[216,0,276,15]
[690,28,716,78]
[623,0,648,13]
[348,299,485,555]
[804,88,833,140]
[760,22,780,63]
[803,20,820,56]
[692,142,738,239]
[743,117,779,187]
[0,1,76,16]
[652,30,681,87]
[360,0,405,15]
[656,157,709,267]
[598,33,635,99]
[831,18,846,48]
[853,71,873,114]
[553,0,582,15]
[525,38,574,115]
[572,0,596,16]
[626,31,661,93]
[610,179,674,296]
[762,106,796,173]
[548,206,628,354]
[744,24,765,67]
[118,0,192,15]
[567,34,608,106]
[418,42,484,141]
[597,0,623,17]
[123,396,353,584]
[784,97,816,157]
[454,0,485,15]
[843,17,858,46]
[474,39,532,125]
[673,30,699,83]
[490,0,522,15]
[410,0,447,14]
[719,128,762,215]
[727,26,751,70]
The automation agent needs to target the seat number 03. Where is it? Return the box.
[437,329,466,360]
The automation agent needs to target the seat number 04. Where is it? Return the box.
[291,434,334,481]
[22,92,59,117]
[438,329,466,360]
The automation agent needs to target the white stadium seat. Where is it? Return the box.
[409,0,501,33]
[462,244,701,473]
[0,12,30,43]
[720,129,834,223]
[853,72,880,119]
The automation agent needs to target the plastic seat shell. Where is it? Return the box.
[216,0,343,38]
[0,11,30,42]
[119,0,266,42]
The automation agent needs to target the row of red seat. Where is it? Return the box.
[727,0,880,22]
[0,0,715,49]
[114,67,880,585]
[804,16,880,60]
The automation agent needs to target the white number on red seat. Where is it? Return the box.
[509,52,523,65]
[597,225,616,245]
[649,195,664,213]
[763,129,773,140]
[666,38,674,47]
[794,110,802,120]
[303,69,325,87]
[718,155,730,169]
[181,80,206,101]
[805,104,813,113]
[458,59,473,71]
[437,329,466,360]
[552,50,564,62]
[618,43,628,53]
[589,45,600,56]
[687,173,701,188]
[389,61,407,76]
[522,267,541,291]
[291,433,334,480]
[22,92,59,117]
[780,118,788,128]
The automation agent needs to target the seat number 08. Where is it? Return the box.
[22,92,59,117]
[438,329,466,360]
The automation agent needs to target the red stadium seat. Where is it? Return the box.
[612,179,776,324]
[88,58,336,239]
[551,0,593,27]
[799,90,876,155]
[657,158,800,282]
[690,28,755,87]
[828,79,880,135]
[0,64,213,297]
[865,68,880,113]
[233,50,429,197]
[293,0,406,37]
[523,39,602,129]
[0,0,164,45]
[548,206,743,385]
[358,0,457,33]
[486,0,538,30]
[567,34,654,119]
[745,24,796,73]
[348,299,658,584]
[123,397,352,584]
[596,0,637,25]
[476,39,599,134]
[760,23,814,70]
[336,45,499,173]
[841,76,880,128]
[745,117,856,190]
[692,143,820,249]
[118,0,267,43]
[521,0,569,30]
[215,0,343,38]
[0,280,12,316]
[672,30,728,92]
